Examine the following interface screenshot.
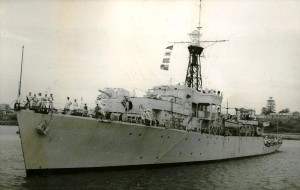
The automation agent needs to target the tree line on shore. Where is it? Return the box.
[259,97,300,133]
[261,97,299,116]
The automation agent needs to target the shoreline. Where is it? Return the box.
[0,120,18,126]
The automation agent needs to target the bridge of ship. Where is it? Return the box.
[146,85,222,119]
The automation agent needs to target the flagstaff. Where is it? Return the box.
[18,46,24,97]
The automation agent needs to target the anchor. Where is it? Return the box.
[36,120,50,136]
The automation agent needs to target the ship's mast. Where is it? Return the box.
[185,0,203,91]
[185,44,203,91]
[184,0,227,91]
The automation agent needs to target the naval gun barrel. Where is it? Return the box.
[98,89,112,97]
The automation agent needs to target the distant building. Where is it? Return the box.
[266,97,276,113]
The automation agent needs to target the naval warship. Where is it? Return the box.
[16,2,282,176]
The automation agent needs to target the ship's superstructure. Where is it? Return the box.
[99,84,222,132]
[15,1,282,176]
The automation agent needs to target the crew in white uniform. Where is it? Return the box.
[37,93,42,111]
[145,109,152,126]
[25,92,33,109]
[41,94,48,112]
[73,99,78,111]
[64,97,72,114]
[32,94,37,109]
[48,94,54,112]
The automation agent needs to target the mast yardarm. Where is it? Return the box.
[184,0,227,91]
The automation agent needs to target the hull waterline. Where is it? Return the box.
[17,110,281,175]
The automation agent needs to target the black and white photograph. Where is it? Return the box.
[0,0,299,189]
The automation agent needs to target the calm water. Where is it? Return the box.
[1,125,299,190]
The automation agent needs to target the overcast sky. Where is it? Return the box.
[1,0,300,113]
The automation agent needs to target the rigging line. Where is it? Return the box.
[203,41,228,82]
[9,99,18,107]
[170,45,183,84]
[203,49,212,82]
[170,45,175,84]
[208,43,222,81]
[48,113,68,128]
[203,42,218,49]
[208,45,221,85]
[203,46,217,82]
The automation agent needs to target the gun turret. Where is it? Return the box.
[98,89,112,98]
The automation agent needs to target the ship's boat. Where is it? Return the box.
[15,2,282,176]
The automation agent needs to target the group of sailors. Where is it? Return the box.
[141,109,154,126]
[63,97,88,116]
[21,92,89,116]
[22,92,54,113]
[17,92,99,118]
[19,92,152,123]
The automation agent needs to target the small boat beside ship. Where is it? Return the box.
[15,2,282,176]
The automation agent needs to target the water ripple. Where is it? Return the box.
[1,126,300,190]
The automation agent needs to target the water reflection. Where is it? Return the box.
[1,126,300,190]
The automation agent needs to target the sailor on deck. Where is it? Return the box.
[32,94,37,109]
[94,104,100,118]
[48,94,54,112]
[83,103,88,117]
[25,92,33,109]
[64,97,72,114]
[142,111,147,124]
[37,93,42,109]
[41,94,48,112]
[145,109,152,126]
[36,93,42,112]
[73,99,78,111]
[14,96,21,110]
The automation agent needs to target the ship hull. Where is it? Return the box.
[17,110,281,175]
